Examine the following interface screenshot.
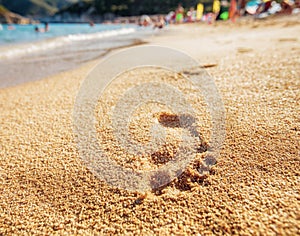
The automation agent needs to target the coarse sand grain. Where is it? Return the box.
[0,15,299,235]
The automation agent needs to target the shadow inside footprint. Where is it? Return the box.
[157,112,206,142]
[149,112,212,192]
[157,112,181,128]
[151,145,177,165]
[150,113,208,166]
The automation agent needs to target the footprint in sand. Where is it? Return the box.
[278,38,298,42]
[237,47,253,53]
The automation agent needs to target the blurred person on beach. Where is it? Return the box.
[165,11,175,24]
[7,25,15,30]
[165,11,176,24]
[44,22,49,32]
[217,0,230,20]
[280,0,294,14]
[175,3,184,23]
[253,0,283,18]
[206,13,215,24]
[139,15,152,27]
[186,7,197,22]
[238,0,247,15]
[89,21,95,27]
[229,0,238,22]
[153,16,165,29]
[34,23,49,33]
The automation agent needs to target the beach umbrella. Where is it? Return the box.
[196,3,204,20]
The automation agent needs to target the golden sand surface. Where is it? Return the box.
[95,67,210,172]
[0,15,299,234]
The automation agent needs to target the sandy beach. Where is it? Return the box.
[0,15,299,235]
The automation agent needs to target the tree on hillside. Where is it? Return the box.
[94,0,205,16]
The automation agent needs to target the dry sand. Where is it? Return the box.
[0,15,300,234]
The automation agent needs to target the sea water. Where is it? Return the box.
[0,23,152,88]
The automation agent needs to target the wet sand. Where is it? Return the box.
[0,33,147,89]
[0,15,299,234]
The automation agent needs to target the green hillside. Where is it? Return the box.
[0,4,35,24]
[0,0,77,16]
[0,0,215,17]
[0,4,8,15]
[61,0,214,16]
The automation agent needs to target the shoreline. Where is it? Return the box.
[0,38,147,91]
[0,14,299,234]
[0,26,152,89]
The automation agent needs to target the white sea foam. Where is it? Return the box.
[0,27,136,60]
